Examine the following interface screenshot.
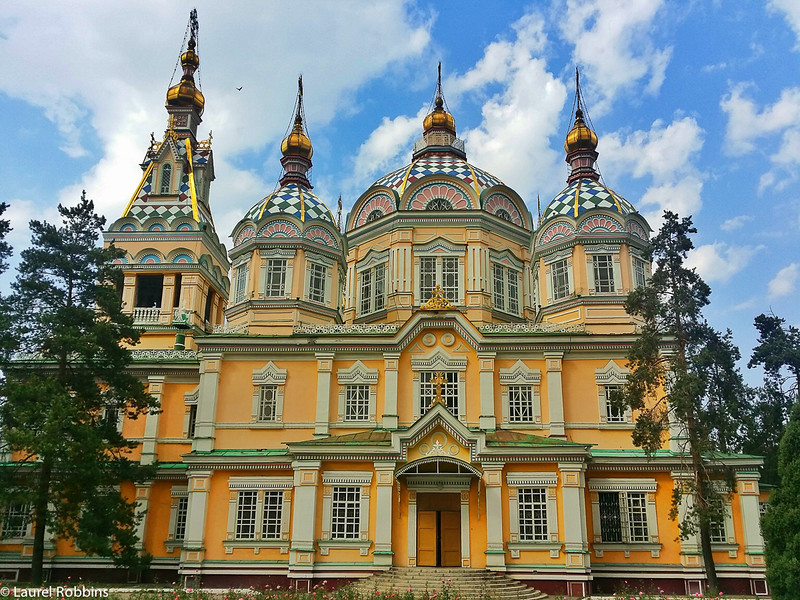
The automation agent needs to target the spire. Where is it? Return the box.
[565,67,600,184]
[279,76,314,188]
[423,62,456,137]
[166,10,205,116]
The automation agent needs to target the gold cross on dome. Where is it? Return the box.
[428,371,447,408]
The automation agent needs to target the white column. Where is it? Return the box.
[193,353,222,452]
[374,461,396,566]
[559,463,590,571]
[407,491,418,567]
[181,469,212,571]
[544,352,565,437]
[382,353,400,429]
[290,461,320,574]
[460,489,471,568]
[736,473,766,568]
[314,353,335,436]
[141,376,165,465]
[133,484,152,551]
[483,463,506,569]
[478,352,497,430]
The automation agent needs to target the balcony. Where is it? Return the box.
[132,307,161,324]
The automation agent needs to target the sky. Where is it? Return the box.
[0,1,798,384]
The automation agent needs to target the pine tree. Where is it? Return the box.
[761,401,800,599]
[0,192,158,584]
[620,211,747,595]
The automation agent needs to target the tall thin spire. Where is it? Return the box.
[279,75,314,187]
[564,66,599,184]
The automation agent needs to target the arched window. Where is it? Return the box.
[366,210,383,223]
[160,163,172,194]
[426,198,452,211]
[495,209,511,221]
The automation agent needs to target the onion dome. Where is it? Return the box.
[541,178,636,224]
[281,112,313,159]
[423,96,456,136]
[166,37,205,115]
[243,183,335,225]
[564,108,597,154]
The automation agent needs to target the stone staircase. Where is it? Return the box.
[349,567,549,599]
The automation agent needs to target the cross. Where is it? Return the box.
[428,371,447,408]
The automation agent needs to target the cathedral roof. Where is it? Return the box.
[243,182,335,224]
[541,177,636,223]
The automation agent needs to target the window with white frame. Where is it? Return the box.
[309,263,326,303]
[337,361,378,425]
[551,258,570,300]
[166,486,188,551]
[183,387,199,439]
[264,259,288,297]
[596,361,631,426]
[257,385,278,422]
[592,255,615,293]
[160,163,172,194]
[499,361,541,426]
[345,385,370,421]
[590,479,660,552]
[493,263,520,315]
[506,472,559,557]
[225,477,292,549]
[707,496,735,545]
[419,256,460,303]
[518,488,549,541]
[251,363,287,426]
[330,487,361,539]
[174,496,188,541]
[420,371,458,416]
[233,263,249,304]
[632,256,647,289]
[1,503,30,538]
[319,471,372,555]
[709,513,727,544]
[359,265,386,315]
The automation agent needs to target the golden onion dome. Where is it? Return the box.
[281,114,313,159]
[423,97,456,136]
[564,108,597,154]
[166,38,205,115]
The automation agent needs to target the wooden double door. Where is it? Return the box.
[417,493,461,567]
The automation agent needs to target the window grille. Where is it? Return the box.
[264,259,287,297]
[551,259,570,300]
[593,254,615,292]
[518,488,548,541]
[420,371,458,416]
[508,385,534,422]
[345,385,370,421]
[309,263,327,303]
[330,486,360,539]
[261,491,283,540]
[235,491,258,540]
[174,497,188,540]
[258,385,278,422]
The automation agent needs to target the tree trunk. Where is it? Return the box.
[29,459,52,586]
[700,519,719,595]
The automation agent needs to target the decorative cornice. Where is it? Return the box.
[293,323,400,335]
[131,349,199,361]
[479,322,586,334]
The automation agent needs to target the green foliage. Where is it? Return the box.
[762,401,800,600]
[621,211,749,595]
[0,192,158,583]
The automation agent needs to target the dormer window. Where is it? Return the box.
[160,163,172,194]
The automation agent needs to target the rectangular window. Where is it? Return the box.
[419,256,460,304]
[551,259,570,300]
[235,491,258,540]
[518,488,548,542]
[264,259,287,297]
[599,491,649,543]
[135,274,164,308]
[604,385,626,423]
[345,385,370,421]
[174,497,188,541]
[441,257,459,302]
[330,486,360,540]
[309,263,327,303]
[508,385,534,423]
[508,269,519,314]
[709,501,728,543]
[420,257,437,302]
[593,254,615,293]
[493,264,505,308]
[359,266,386,315]
[493,264,520,315]
[187,404,197,439]
[1,504,29,538]
[234,265,249,303]
[633,257,647,289]
[374,266,385,312]
[258,385,278,422]
[261,491,283,540]
[420,371,458,417]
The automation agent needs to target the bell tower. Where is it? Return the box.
[104,11,230,349]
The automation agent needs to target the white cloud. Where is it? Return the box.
[720,215,753,231]
[0,2,432,238]
[686,242,763,284]
[768,263,799,298]
[721,84,800,155]
[769,0,800,49]
[559,0,672,112]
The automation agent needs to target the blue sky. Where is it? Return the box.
[0,1,798,383]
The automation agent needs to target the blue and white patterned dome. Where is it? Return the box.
[243,182,336,224]
[541,177,636,224]
[373,153,504,197]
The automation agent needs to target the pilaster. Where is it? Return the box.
[315,353,335,436]
[736,472,766,567]
[133,484,152,550]
[478,352,497,430]
[374,461,396,565]
[382,353,400,429]
[141,376,165,464]
[559,462,590,569]
[545,352,565,437]
[181,469,212,568]
[193,353,221,452]
[483,463,506,569]
[290,461,321,573]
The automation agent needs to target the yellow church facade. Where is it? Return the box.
[0,23,768,598]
